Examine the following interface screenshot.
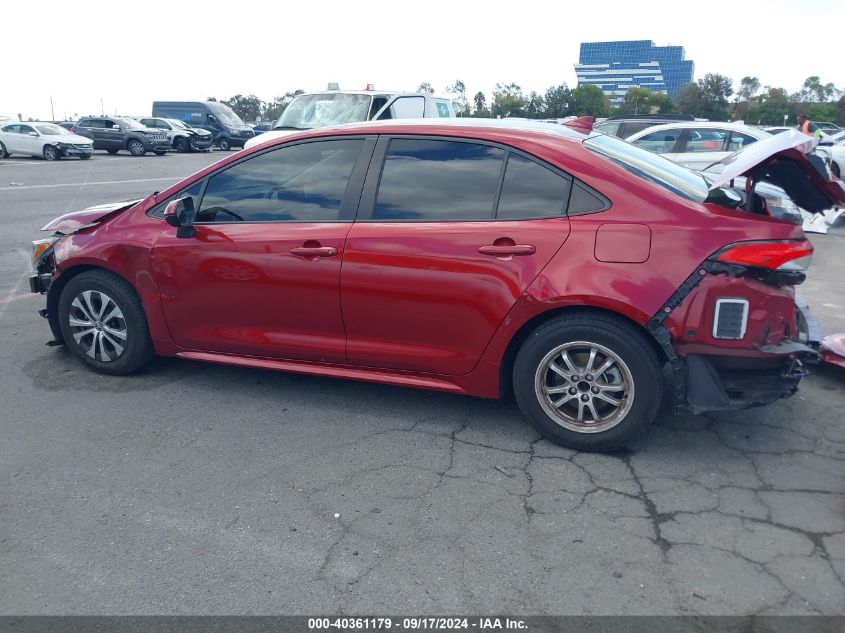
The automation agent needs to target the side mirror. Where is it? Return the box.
[164,196,196,238]
[28,131,39,137]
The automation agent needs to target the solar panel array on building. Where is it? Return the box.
[575,40,694,107]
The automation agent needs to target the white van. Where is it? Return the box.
[244,85,455,149]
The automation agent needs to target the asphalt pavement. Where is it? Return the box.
[1,151,844,615]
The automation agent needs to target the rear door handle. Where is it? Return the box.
[478,244,536,257]
[291,246,338,258]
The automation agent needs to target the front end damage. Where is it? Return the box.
[648,254,823,415]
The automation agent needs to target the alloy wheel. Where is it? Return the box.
[68,290,127,362]
[534,341,634,433]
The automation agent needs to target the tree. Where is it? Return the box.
[417,82,434,94]
[569,84,610,117]
[223,94,264,122]
[207,97,217,102]
[736,76,760,102]
[472,91,489,117]
[674,75,733,120]
[746,86,791,125]
[544,84,571,118]
[617,87,673,115]
[525,91,546,119]
[491,83,527,118]
[798,76,836,103]
[446,80,471,116]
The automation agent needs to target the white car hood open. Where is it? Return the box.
[707,129,845,213]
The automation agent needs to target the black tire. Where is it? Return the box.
[43,145,60,161]
[153,150,167,156]
[512,313,663,452]
[106,148,119,155]
[174,136,189,153]
[832,162,841,179]
[127,139,146,156]
[79,154,91,160]
[218,137,231,151]
[0,141,8,158]
[57,270,154,376]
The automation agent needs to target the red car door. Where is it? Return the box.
[341,137,573,376]
[153,137,373,362]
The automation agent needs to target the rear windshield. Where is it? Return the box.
[584,134,709,202]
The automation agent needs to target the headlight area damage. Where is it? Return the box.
[647,239,830,415]
[29,197,145,341]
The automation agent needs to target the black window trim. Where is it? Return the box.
[357,133,607,222]
[147,135,377,224]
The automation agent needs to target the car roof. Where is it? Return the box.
[300,90,450,99]
[297,117,587,140]
[626,120,771,138]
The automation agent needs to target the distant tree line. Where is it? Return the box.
[209,74,845,127]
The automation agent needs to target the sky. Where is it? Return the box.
[2,0,842,121]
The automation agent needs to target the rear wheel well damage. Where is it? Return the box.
[45,265,135,344]
[498,305,670,399]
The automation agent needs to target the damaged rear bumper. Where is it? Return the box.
[680,297,821,414]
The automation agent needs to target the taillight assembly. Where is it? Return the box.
[713,239,813,272]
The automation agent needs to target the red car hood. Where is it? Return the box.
[708,129,845,213]
[41,198,144,233]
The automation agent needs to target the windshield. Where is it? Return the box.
[168,119,191,130]
[584,134,709,202]
[275,93,372,130]
[35,124,71,136]
[209,103,245,127]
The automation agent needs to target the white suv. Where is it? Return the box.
[245,86,455,149]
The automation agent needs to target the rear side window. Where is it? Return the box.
[684,128,728,153]
[496,154,572,219]
[374,139,505,220]
[196,139,363,223]
[727,131,757,151]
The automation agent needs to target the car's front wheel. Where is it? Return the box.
[127,140,146,156]
[0,141,8,158]
[58,270,154,375]
[218,138,231,151]
[43,145,60,161]
[174,137,189,153]
[513,313,663,452]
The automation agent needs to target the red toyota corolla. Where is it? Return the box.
[28,120,845,451]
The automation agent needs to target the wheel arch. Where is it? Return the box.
[497,305,669,398]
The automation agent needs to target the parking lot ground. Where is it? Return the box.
[1,154,844,615]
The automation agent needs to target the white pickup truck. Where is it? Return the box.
[244,85,455,149]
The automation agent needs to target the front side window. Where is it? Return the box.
[19,125,35,134]
[684,128,729,153]
[631,128,682,154]
[496,154,572,219]
[196,139,363,223]
[374,139,505,221]
[726,132,758,152]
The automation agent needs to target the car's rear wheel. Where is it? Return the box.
[0,141,8,158]
[153,150,167,156]
[513,313,663,452]
[174,137,189,153]
[58,270,154,375]
[218,138,231,151]
[79,154,91,160]
[106,148,119,155]
[127,140,146,156]
[43,145,60,161]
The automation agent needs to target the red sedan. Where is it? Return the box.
[28,120,845,451]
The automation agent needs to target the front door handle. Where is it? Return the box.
[478,244,536,257]
[291,245,338,259]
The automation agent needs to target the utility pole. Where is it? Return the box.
[100,98,104,116]
[50,96,55,121]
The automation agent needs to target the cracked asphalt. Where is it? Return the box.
[1,153,844,615]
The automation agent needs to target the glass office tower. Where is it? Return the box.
[575,40,694,107]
